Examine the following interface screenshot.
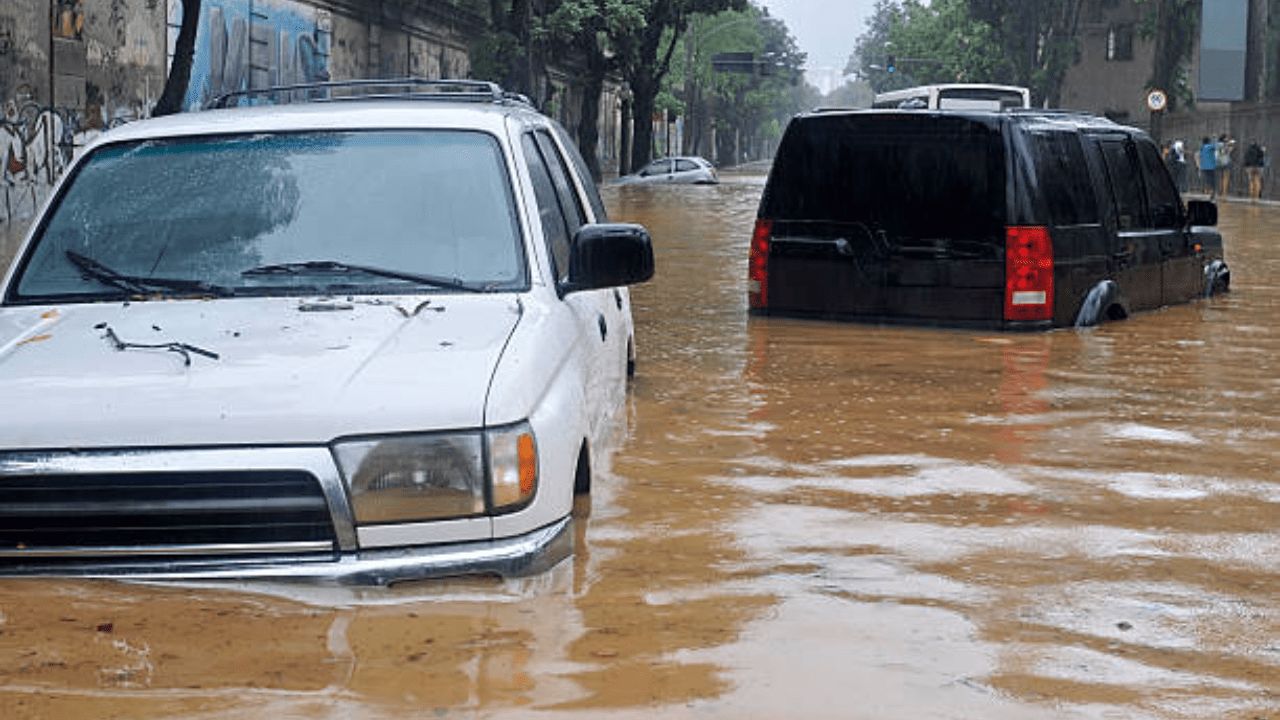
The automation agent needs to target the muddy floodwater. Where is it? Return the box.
[0,169,1276,720]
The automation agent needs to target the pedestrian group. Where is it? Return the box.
[1187,134,1268,201]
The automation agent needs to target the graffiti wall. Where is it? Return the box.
[2,0,164,261]
[178,0,331,109]
[2,94,119,262]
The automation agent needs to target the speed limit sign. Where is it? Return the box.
[1147,88,1168,112]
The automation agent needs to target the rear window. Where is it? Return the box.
[762,113,1006,242]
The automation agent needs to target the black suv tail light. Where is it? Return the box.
[748,219,773,308]
[1004,226,1054,322]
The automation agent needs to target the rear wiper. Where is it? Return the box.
[241,260,483,293]
[66,250,234,298]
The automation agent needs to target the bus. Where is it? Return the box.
[871,83,1031,110]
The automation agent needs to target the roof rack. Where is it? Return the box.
[1006,107,1115,122]
[205,78,533,110]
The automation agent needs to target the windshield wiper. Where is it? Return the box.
[241,260,483,293]
[66,251,234,298]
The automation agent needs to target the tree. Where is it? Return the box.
[470,0,541,100]
[879,0,1013,90]
[541,0,645,180]
[153,0,202,116]
[616,0,747,173]
[695,8,806,164]
[671,7,805,161]
[966,0,1086,106]
[846,0,901,92]
[850,0,1085,105]
[1136,0,1200,111]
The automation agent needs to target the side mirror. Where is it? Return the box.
[563,223,655,294]
[1186,199,1217,227]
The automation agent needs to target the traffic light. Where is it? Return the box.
[886,54,896,74]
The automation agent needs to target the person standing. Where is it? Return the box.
[1216,134,1236,198]
[1199,137,1218,199]
[1168,140,1188,193]
[1244,140,1267,201]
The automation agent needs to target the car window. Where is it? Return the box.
[521,133,572,283]
[10,130,527,302]
[1031,131,1100,227]
[1134,139,1181,229]
[1098,138,1146,230]
[675,159,698,172]
[534,130,586,235]
[640,160,670,176]
[552,122,608,222]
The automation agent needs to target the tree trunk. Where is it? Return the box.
[153,0,202,116]
[619,95,632,176]
[577,52,606,182]
[630,77,657,173]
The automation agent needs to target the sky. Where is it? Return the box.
[755,0,880,93]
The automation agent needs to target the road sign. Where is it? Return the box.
[712,52,756,74]
[1147,88,1168,112]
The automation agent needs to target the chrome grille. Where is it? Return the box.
[0,470,337,560]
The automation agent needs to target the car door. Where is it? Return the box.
[641,159,673,182]
[673,158,700,183]
[1095,135,1164,312]
[519,129,620,437]
[1132,138,1201,304]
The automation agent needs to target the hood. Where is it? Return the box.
[0,296,522,449]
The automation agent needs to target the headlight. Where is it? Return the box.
[488,423,538,512]
[333,423,537,525]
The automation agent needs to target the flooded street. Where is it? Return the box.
[1,169,1276,719]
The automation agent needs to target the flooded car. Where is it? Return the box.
[0,80,654,583]
[748,108,1229,329]
[616,156,719,185]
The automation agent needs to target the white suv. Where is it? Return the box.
[0,80,653,584]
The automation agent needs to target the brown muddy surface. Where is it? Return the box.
[0,170,1276,719]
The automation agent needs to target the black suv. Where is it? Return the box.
[748,109,1229,329]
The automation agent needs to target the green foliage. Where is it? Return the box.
[468,31,523,87]
[848,0,901,89]
[848,0,1015,94]
[851,0,1117,107]
[883,0,1013,90]
[964,0,1085,106]
[664,6,809,162]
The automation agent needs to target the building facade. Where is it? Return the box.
[1058,0,1280,199]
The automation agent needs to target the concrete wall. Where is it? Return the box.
[1165,102,1279,198]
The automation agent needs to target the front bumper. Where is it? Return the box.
[0,446,571,585]
[0,517,573,585]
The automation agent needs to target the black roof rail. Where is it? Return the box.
[205,78,534,110]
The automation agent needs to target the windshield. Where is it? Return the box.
[8,130,526,303]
